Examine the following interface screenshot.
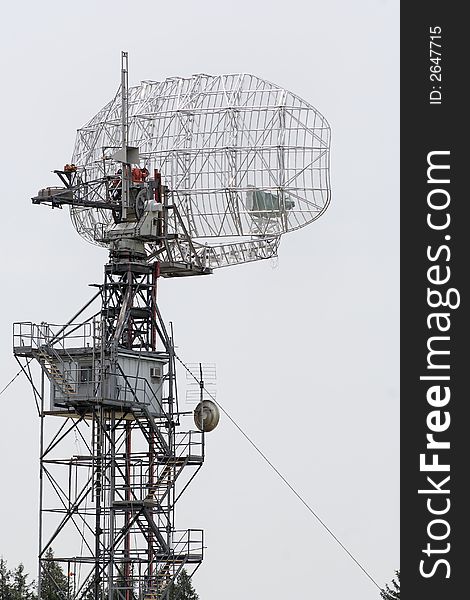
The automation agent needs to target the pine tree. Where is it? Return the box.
[40,550,70,600]
[9,564,35,600]
[1,558,13,600]
[168,570,198,600]
[1,558,36,600]
[380,570,400,600]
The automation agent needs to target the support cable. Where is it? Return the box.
[0,353,382,590]
[176,353,382,592]
[0,361,31,399]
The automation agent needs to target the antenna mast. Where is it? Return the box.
[121,51,130,220]
[121,51,128,151]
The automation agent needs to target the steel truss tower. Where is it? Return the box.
[12,50,331,600]
[13,247,205,600]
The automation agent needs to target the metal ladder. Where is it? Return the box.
[35,347,76,396]
[144,558,187,600]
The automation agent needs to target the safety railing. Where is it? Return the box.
[50,368,164,410]
[174,429,204,461]
[13,321,94,354]
[170,529,204,560]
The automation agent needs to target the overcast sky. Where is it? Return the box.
[0,1,399,599]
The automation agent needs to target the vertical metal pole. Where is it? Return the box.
[121,51,128,152]
[149,262,158,591]
[100,278,108,404]
[94,407,103,600]
[37,369,45,600]
[121,51,129,221]
[168,323,181,423]
[278,92,287,231]
[124,255,133,600]
[148,428,155,590]
[154,170,164,241]
[162,183,169,240]
[127,265,133,349]
[151,262,159,351]
[124,421,132,600]
[107,412,116,600]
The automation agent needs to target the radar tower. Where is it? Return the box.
[13,53,331,600]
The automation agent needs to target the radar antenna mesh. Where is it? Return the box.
[71,73,331,269]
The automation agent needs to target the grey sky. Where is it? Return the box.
[0,1,399,599]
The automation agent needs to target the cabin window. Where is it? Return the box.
[80,365,93,383]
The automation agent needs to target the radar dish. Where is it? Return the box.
[70,73,331,269]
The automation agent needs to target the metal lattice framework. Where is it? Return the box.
[71,73,331,268]
[17,58,331,600]
[13,279,205,600]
